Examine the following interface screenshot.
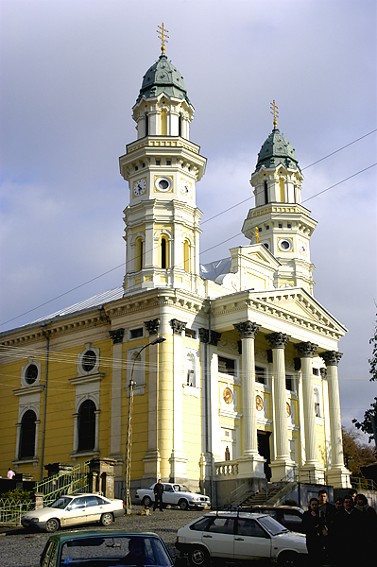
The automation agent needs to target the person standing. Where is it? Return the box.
[354,493,377,566]
[317,489,336,565]
[332,494,363,565]
[6,468,15,479]
[302,498,324,566]
[153,479,164,511]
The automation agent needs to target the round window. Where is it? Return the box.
[279,239,292,251]
[155,177,172,192]
[25,363,38,384]
[82,350,97,372]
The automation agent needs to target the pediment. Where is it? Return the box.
[230,244,280,271]
[250,288,346,334]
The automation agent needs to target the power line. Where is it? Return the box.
[1,133,376,329]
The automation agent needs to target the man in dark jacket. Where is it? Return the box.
[153,478,164,511]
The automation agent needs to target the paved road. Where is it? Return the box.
[0,507,202,567]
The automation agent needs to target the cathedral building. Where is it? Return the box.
[0,31,351,502]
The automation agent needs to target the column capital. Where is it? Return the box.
[234,321,259,339]
[295,341,318,358]
[170,318,187,335]
[267,332,290,349]
[198,328,221,346]
[109,328,125,345]
[322,350,343,367]
[144,319,160,335]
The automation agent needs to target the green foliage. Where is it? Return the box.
[352,315,377,445]
[1,487,33,503]
[342,427,376,477]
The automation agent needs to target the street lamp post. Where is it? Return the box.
[124,336,166,514]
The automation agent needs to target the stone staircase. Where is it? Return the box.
[236,481,296,508]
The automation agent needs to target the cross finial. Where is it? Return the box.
[255,227,260,244]
[270,99,279,129]
[157,22,169,54]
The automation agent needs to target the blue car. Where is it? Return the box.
[38,529,186,566]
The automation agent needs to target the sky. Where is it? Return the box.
[0,0,376,441]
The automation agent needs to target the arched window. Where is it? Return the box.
[178,113,183,137]
[264,180,268,204]
[314,387,321,418]
[19,410,36,459]
[160,236,169,269]
[145,112,149,136]
[78,400,96,451]
[135,238,144,271]
[161,108,167,135]
[183,239,191,272]
[279,178,285,201]
[186,352,196,387]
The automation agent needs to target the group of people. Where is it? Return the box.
[302,488,377,566]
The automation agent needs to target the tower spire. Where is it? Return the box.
[157,22,169,54]
[270,99,279,129]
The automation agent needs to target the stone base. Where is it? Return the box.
[326,465,351,488]
[269,460,296,483]
[237,454,266,479]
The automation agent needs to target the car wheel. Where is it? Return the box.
[188,546,210,567]
[142,496,153,507]
[45,518,60,533]
[179,499,189,510]
[277,551,301,567]
[100,512,114,526]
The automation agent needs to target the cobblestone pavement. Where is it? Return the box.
[0,507,205,567]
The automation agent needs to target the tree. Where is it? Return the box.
[342,427,376,477]
[352,315,377,446]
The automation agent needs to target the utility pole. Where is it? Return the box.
[124,336,166,514]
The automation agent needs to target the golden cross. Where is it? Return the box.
[157,22,169,53]
[255,227,260,244]
[270,99,279,129]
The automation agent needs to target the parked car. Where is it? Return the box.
[21,492,125,533]
[36,529,186,566]
[175,510,308,566]
[135,482,211,511]
[245,505,305,534]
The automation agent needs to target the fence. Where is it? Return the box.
[0,497,34,526]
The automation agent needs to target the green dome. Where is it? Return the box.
[255,128,300,172]
[136,54,190,104]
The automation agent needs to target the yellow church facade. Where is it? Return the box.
[0,34,351,502]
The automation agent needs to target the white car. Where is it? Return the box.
[175,510,308,566]
[21,492,125,532]
[135,482,211,511]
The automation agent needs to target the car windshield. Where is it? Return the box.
[173,484,190,492]
[258,515,289,535]
[50,497,73,509]
[61,535,172,566]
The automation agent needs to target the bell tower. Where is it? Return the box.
[119,24,207,295]
[242,101,317,294]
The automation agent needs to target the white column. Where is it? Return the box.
[322,351,351,488]
[109,329,125,460]
[234,321,259,455]
[296,342,318,465]
[267,332,291,462]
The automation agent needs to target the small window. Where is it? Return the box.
[255,366,266,385]
[184,328,196,339]
[313,368,319,375]
[285,374,295,391]
[156,159,161,166]
[218,356,235,376]
[19,410,36,459]
[167,160,171,166]
[130,328,143,339]
[25,363,39,385]
[82,350,97,373]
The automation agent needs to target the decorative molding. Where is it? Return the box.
[321,351,343,367]
[234,321,259,339]
[109,328,125,344]
[144,319,160,335]
[295,341,318,358]
[170,319,187,335]
[266,332,290,349]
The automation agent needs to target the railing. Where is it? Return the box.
[34,461,91,501]
[0,497,34,526]
[350,476,377,492]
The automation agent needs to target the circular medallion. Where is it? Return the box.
[286,402,291,416]
[256,395,264,411]
[223,387,233,404]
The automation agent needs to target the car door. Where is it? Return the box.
[201,516,235,559]
[233,517,272,560]
[84,495,105,524]
[62,496,88,527]
[162,484,175,506]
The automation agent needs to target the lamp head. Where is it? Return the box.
[150,336,166,345]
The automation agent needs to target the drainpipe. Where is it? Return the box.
[40,326,51,481]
